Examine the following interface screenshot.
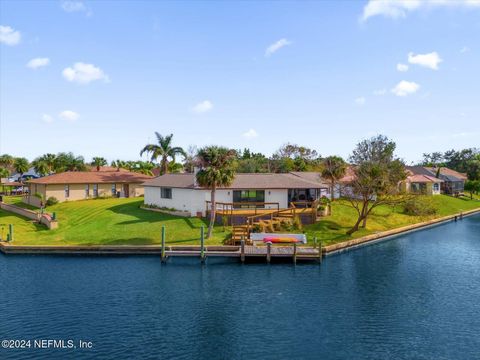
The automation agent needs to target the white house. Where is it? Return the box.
[142,172,330,217]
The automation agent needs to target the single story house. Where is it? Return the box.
[25,170,152,206]
[142,172,330,216]
[404,166,466,196]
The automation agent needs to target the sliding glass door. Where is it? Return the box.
[232,190,265,208]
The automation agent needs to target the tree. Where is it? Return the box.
[53,152,86,172]
[0,167,9,179]
[91,157,107,171]
[32,153,56,176]
[168,162,184,173]
[13,157,30,180]
[0,154,14,172]
[183,145,198,173]
[464,180,480,199]
[321,156,347,201]
[140,133,186,175]
[343,135,407,235]
[466,160,480,181]
[196,146,237,238]
[132,161,155,176]
[270,143,321,172]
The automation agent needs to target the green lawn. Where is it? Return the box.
[2,195,39,211]
[0,195,478,247]
[303,195,480,246]
[0,197,229,246]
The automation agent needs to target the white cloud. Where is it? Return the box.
[59,110,80,122]
[192,100,213,113]
[62,62,109,84]
[355,97,366,105]
[396,63,409,72]
[0,25,21,46]
[61,1,92,15]
[408,52,442,70]
[42,114,54,124]
[361,0,480,21]
[243,129,259,139]
[26,57,50,69]
[265,38,292,57]
[373,88,387,96]
[391,80,420,96]
[460,46,470,53]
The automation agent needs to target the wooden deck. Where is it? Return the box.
[214,208,315,216]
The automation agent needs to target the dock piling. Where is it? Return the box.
[313,236,317,249]
[200,226,206,263]
[9,224,13,242]
[266,242,271,263]
[161,225,166,263]
[240,237,245,263]
[293,242,297,265]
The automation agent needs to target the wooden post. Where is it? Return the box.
[313,236,317,249]
[293,242,297,265]
[266,242,271,264]
[9,224,13,242]
[460,211,463,220]
[161,225,166,263]
[240,237,245,263]
[319,240,322,263]
[200,226,206,263]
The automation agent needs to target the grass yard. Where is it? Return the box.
[0,197,229,246]
[303,195,480,246]
[2,195,40,211]
[0,195,478,247]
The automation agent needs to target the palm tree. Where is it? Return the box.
[321,156,347,202]
[13,157,30,181]
[134,161,155,176]
[111,159,126,171]
[91,157,107,171]
[196,146,237,238]
[0,154,14,169]
[32,153,56,176]
[168,161,184,173]
[140,133,186,175]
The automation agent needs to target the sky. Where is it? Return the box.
[0,0,479,164]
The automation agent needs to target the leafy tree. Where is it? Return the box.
[53,152,86,172]
[343,135,407,235]
[0,167,9,179]
[140,133,186,175]
[196,146,237,238]
[271,143,321,172]
[91,157,107,171]
[13,157,30,180]
[464,180,480,199]
[183,145,198,173]
[466,160,480,181]
[0,154,14,172]
[321,156,347,201]
[168,162,183,173]
[236,148,269,173]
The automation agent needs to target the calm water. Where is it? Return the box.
[1,215,479,360]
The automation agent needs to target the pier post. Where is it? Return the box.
[460,211,463,220]
[161,225,166,263]
[9,224,13,242]
[313,236,317,249]
[200,226,206,264]
[266,242,271,264]
[319,240,322,263]
[293,242,297,265]
[240,237,245,263]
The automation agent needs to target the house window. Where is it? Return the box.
[433,183,439,192]
[65,185,70,198]
[233,190,265,208]
[161,187,172,199]
[93,184,98,197]
[85,184,90,197]
[111,184,117,196]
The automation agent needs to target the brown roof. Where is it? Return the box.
[88,166,129,172]
[406,174,443,183]
[143,172,329,189]
[27,170,153,185]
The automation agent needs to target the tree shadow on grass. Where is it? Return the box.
[0,209,49,233]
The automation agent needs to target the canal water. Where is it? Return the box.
[1,214,479,360]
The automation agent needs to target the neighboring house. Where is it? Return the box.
[404,166,466,196]
[25,170,152,206]
[143,172,330,216]
[9,167,40,182]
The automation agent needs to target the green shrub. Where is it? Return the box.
[46,197,59,206]
[403,196,438,216]
[291,215,303,231]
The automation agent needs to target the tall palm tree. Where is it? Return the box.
[196,146,237,238]
[140,133,186,175]
[14,157,30,181]
[91,157,107,171]
[32,153,56,176]
[0,154,14,169]
[321,156,347,202]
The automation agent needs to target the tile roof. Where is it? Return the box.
[406,174,443,183]
[27,170,153,184]
[143,172,329,189]
[424,167,468,181]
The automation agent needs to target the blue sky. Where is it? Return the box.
[1,0,479,164]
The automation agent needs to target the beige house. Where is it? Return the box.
[25,170,152,206]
